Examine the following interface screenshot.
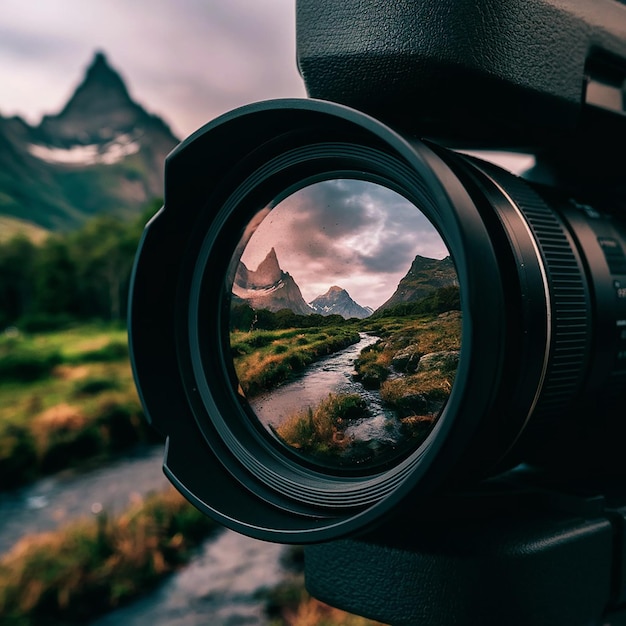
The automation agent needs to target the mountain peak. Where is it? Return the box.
[254,248,281,285]
[376,254,458,312]
[326,285,344,294]
[233,249,314,315]
[79,51,130,98]
[309,286,372,319]
[0,52,180,229]
[58,51,134,116]
[37,52,148,144]
[92,50,110,68]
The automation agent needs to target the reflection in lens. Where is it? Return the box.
[228,179,461,470]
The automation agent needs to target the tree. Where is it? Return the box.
[33,237,80,317]
[70,215,141,320]
[0,236,37,326]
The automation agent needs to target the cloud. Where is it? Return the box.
[241,179,450,309]
[0,0,306,137]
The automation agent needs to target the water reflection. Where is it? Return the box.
[229,179,461,470]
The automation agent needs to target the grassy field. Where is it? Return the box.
[0,320,398,625]
[231,325,360,395]
[0,216,49,244]
[0,323,160,489]
[260,311,462,462]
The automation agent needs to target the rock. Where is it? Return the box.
[416,350,460,374]
[391,345,422,373]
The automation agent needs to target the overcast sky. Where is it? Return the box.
[0,0,306,139]
[241,180,450,309]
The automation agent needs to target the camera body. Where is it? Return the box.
[128,1,626,624]
[295,2,626,624]
[297,0,626,148]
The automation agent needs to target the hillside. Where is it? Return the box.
[376,255,458,312]
[0,52,178,231]
[0,216,49,244]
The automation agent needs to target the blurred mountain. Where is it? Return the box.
[309,286,372,319]
[233,248,314,315]
[0,52,179,230]
[376,255,458,312]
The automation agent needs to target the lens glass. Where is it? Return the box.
[228,179,461,471]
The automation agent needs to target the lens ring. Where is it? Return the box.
[186,140,469,511]
[133,98,525,540]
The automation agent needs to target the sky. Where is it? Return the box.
[0,0,307,139]
[0,0,452,309]
[240,180,450,310]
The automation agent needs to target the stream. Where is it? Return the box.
[0,444,170,554]
[251,332,402,445]
[0,444,289,625]
[0,335,387,624]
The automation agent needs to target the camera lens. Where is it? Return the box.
[228,178,461,472]
[129,99,626,542]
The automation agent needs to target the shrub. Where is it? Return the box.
[0,347,62,383]
[76,341,128,363]
[39,424,103,473]
[72,376,119,396]
[353,344,390,389]
[275,393,368,457]
[0,422,38,489]
[95,398,162,449]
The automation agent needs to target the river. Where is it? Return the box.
[91,530,287,626]
[0,334,388,624]
[0,444,289,625]
[251,332,402,446]
[0,444,169,554]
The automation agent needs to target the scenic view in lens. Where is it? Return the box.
[229,179,462,469]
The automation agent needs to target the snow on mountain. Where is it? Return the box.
[309,285,372,319]
[0,51,179,230]
[27,133,141,166]
[233,248,314,315]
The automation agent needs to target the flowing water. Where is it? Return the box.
[0,443,289,625]
[250,332,402,445]
[0,444,170,554]
[91,530,287,626]
[0,336,390,624]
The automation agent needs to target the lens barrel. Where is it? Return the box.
[129,99,626,542]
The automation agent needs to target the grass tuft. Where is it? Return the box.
[0,488,217,626]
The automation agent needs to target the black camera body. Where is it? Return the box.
[128,1,626,624]
[295,2,626,624]
[297,0,626,147]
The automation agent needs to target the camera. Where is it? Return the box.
[129,1,626,623]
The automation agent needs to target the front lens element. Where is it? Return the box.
[228,179,461,471]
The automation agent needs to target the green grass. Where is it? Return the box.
[359,311,461,439]
[274,393,368,459]
[0,488,217,626]
[0,323,160,489]
[231,326,360,395]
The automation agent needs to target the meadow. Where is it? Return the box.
[0,321,386,625]
[259,311,462,462]
[231,325,361,395]
[0,322,159,489]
